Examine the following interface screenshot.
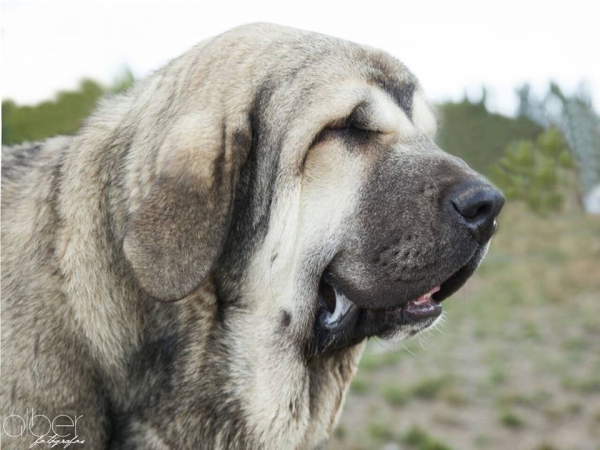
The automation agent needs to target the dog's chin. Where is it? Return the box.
[314,243,490,354]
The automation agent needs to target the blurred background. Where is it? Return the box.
[2,1,599,449]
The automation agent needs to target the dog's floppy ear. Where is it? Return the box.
[123,112,250,301]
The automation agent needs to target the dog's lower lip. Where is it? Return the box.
[319,281,444,327]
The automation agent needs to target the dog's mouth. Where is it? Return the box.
[314,244,487,354]
[318,281,442,331]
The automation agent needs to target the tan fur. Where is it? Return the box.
[0,23,475,449]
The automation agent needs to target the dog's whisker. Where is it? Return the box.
[402,342,419,357]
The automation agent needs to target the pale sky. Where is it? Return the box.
[2,0,599,115]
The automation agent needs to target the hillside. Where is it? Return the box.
[437,99,543,174]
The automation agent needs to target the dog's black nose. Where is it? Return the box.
[448,180,505,244]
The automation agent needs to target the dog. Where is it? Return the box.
[1,23,504,449]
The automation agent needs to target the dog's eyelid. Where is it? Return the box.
[325,112,379,134]
[345,102,377,131]
[308,103,381,149]
[326,120,374,132]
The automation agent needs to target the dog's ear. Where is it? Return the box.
[123,112,250,301]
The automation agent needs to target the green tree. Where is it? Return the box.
[2,71,134,146]
[437,95,543,174]
[489,128,578,214]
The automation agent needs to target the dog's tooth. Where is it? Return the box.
[326,289,352,324]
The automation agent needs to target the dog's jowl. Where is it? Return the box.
[1,23,504,449]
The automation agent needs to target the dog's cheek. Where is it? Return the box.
[300,142,366,250]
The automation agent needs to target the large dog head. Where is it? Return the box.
[123,23,504,359]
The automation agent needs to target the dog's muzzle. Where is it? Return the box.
[314,178,504,354]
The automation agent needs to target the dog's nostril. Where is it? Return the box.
[452,198,493,224]
[448,180,505,244]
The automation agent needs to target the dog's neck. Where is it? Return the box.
[206,281,366,448]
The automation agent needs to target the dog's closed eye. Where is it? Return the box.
[311,103,381,147]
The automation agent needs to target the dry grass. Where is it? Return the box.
[329,203,600,450]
